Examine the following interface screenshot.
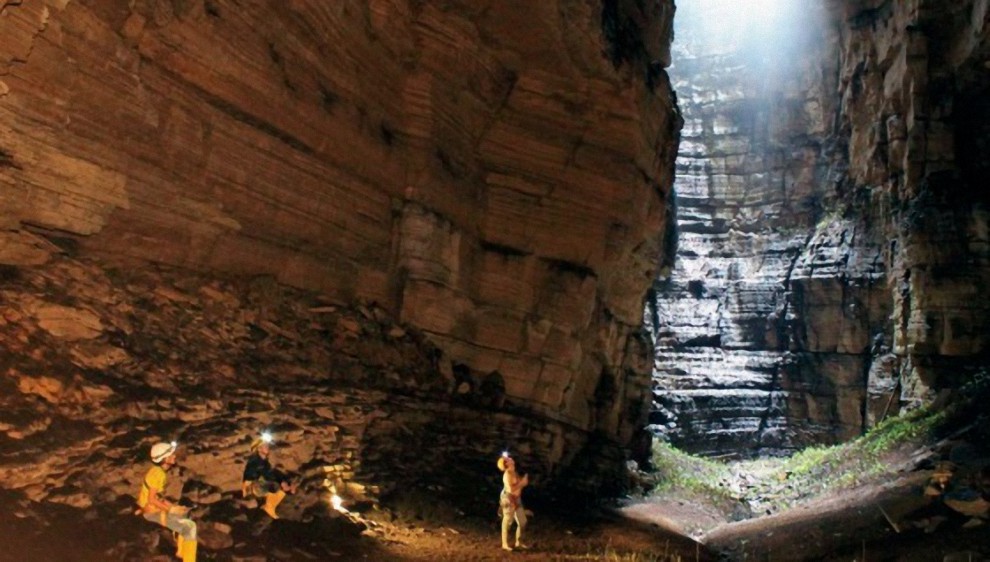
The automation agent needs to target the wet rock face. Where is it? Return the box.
[0,1,678,484]
[647,1,881,456]
[650,0,990,457]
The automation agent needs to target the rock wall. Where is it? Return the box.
[648,0,881,456]
[0,250,624,550]
[650,0,989,457]
[0,0,679,485]
[832,0,990,403]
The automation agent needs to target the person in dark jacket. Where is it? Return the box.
[242,433,297,519]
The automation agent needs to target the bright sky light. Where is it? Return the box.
[673,0,823,63]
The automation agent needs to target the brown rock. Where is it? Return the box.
[198,522,234,550]
[0,230,60,265]
[33,303,103,341]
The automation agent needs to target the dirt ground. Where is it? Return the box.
[623,471,990,562]
[380,509,714,562]
[0,487,714,562]
[3,474,989,562]
[3,458,988,561]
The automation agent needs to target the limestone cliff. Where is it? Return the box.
[1,0,679,490]
[833,0,990,401]
[649,0,989,457]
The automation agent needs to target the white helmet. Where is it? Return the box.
[150,441,177,463]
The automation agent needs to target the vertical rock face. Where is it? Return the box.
[833,0,990,401]
[650,0,990,457]
[648,0,877,456]
[1,1,678,490]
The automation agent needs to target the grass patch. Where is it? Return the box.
[651,441,733,504]
[774,406,945,495]
[567,544,688,561]
[860,407,945,456]
[649,407,947,516]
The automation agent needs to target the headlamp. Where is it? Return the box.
[261,431,273,444]
[502,451,510,458]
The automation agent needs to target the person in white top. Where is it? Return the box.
[497,451,529,551]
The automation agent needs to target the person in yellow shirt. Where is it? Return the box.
[137,441,198,562]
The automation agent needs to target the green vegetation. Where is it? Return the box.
[569,544,690,561]
[650,406,946,515]
[860,406,945,456]
[773,406,945,494]
[650,441,733,504]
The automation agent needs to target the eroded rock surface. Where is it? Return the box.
[0,251,659,560]
[648,1,881,455]
[833,0,990,395]
[649,0,989,457]
[0,0,679,487]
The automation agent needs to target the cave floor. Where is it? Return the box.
[0,488,713,561]
[3,468,989,561]
[623,470,990,561]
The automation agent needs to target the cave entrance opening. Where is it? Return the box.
[645,0,841,461]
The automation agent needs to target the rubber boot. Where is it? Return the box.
[175,534,184,558]
[179,538,197,562]
[263,490,286,519]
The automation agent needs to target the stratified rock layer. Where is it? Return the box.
[0,1,678,482]
[0,252,629,558]
[649,1,878,456]
[833,0,990,399]
[650,0,989,457]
